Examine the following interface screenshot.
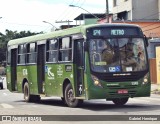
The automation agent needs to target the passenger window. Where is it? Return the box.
[27,43,37,63]
[18,45,25,64]
[46,39,58,62]
[59,37,72,62]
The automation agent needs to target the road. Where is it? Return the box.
[0,77,160,124]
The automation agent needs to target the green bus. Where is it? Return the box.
[7,23,150,107]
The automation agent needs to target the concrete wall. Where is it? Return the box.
[112,0,132,20]
[112,0,159,20]
[132,0,159,20]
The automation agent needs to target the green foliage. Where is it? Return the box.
[0,30,43,63]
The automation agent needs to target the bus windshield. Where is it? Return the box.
[89,38,147,73]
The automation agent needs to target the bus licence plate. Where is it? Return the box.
[118,89,128,94]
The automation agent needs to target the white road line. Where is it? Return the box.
[1,103,14,109]
[3,93,8,96]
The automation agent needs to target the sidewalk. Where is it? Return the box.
[151,83,160,94]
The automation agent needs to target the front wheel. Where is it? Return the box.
[64,83,83,107]
[112,98,129,106]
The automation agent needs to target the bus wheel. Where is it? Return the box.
[0,84,3,89]
[112,98,129,106]
[24,82,31,102]
[61,97,66,104]
[24,82,40,102]
[64,83,82,107]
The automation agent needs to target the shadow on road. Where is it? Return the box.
[81,101,160,113]
[14,98,160,113]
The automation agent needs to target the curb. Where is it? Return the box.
[151,89,160,95]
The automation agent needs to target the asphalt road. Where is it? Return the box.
[0,77,160,124]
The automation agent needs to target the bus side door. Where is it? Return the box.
[10,48,17,91]
[37,44,45,94]
[74,39,84,97]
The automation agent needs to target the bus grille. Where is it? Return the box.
[108,91,136,97]
[106,85,137,89]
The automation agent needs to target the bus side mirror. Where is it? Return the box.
[144,35,149,47]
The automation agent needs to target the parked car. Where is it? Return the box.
[0,77,3,89]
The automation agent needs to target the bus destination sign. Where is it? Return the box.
[111,29,124,36]
[93,29,125,36]
[88,27,142,38]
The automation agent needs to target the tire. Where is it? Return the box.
[23,82,40,102]
[112,98,129,106]
[61,97,66,104]
[24,82,31,102]
[64,83,83,107]
[0,84,3,89]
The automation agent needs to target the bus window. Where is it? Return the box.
[27,43,37,64]
[7,49,11,65]
[18,45,25,64]
[46,39,58,62]
[59,37,72,62]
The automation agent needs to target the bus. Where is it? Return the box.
[7,23,150,107]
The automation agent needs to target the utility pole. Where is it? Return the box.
[55,20,73,28]
[106,0,109,23]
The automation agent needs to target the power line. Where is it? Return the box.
[66,0,86,21]
[60,0,81,21]
[143,25,160,32]
[55,0,76,21]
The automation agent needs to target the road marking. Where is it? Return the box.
[3,93,8,96]
[1,103,14,109]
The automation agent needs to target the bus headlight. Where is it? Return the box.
[142,73,149,85]
[144,78,148,83]
[91,75,103,88]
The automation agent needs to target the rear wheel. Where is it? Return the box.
[23,82,40,102]
[0,84,3,89]
[1,85,3,89]
[112,98,129,106]
[64,83,83,107]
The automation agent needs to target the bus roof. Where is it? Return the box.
[7,23,140,47]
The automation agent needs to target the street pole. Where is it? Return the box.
[69,5,99,20]
[106,0,109,23]
[42,21,57,31]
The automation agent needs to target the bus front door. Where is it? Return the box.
[11,49,17,91]
[74,40,84,97]
[37,44,45,94]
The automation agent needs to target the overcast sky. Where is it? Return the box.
[0,0,112,34]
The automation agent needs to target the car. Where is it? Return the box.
[0,77,3,89]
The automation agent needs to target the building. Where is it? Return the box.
[73,13,106,25]
[98,0,160,38]
[112,0,160,21]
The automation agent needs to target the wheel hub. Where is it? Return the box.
[67,89,75,102]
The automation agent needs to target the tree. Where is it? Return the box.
[0,30,43,64]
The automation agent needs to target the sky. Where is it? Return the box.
[0,0,112,34]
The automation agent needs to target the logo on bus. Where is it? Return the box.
[23,69,28,76]
[57,65,63,78]
[46,66,54,80]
